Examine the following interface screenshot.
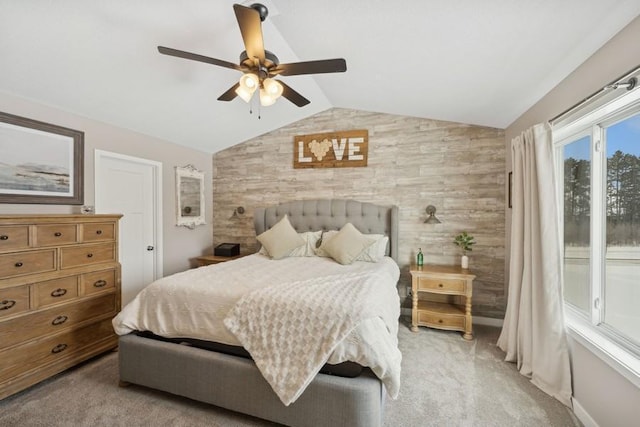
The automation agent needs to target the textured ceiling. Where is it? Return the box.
[1,0,639,153]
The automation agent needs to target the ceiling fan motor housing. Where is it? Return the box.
[239,50,279,78]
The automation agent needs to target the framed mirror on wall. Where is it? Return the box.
[175,165,205,229]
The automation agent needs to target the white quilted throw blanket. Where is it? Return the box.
[224,271,401,406]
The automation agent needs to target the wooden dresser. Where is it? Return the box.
[0,214,122,399]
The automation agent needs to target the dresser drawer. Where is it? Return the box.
[0,318,115,384]
[0,285,30,319]
[0,226,30,252]
[35,224,78,246]
[417,276,466,293]
[82,223,115,242]
[417,311,466,329]
[0,293,116,350]
[0,249,56,278]
[81,269,116,296]
[59,243,116,269]
[34,276,79,308]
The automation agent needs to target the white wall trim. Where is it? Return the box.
[566,315,640,389]
[474,316,503,327]
[572,397,599,427]
[94,149,164,280]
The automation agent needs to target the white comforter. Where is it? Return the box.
[112,254,401,403]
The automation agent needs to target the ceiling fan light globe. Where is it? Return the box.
[259,88,277,106]
[235,86,254,103]
[239,73,259,90]
[263,78,283,98]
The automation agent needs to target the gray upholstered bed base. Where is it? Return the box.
[118,199,398,427]
[119,334,385,427]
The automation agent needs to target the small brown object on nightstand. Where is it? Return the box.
[409,264,475,340]
[195,254,243,267]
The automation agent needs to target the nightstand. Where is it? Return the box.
[409,264,476,340]
[195,254,243,267]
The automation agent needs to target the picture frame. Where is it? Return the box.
[0,112,84,204]
[175,164,206,229]
[508,171,513,209]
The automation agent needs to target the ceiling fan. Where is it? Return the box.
[158,3,347,108]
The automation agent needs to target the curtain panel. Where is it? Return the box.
[497,122,572,407]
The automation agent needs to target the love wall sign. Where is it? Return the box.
[293,129,368,169]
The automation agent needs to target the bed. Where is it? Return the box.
[114,199,401,427]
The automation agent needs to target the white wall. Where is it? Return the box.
[504,15,640,427]
[0,91,213,276]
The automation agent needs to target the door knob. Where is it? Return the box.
[147,246,154,251]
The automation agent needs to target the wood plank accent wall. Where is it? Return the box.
[212,108,506,318]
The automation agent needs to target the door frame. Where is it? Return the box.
[94,149,164,281]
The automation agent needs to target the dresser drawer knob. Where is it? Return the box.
[438,319,444,323]
[438,283,444,288]
[87,253,93,258]
[14,262,23,267]
[0,235,8,240]
[96,230,103,235]
[54,232,62,237]
[93,279,107,288]
[0,299,16,310]
[51,288,67,297]
[52,315,68,326]
[51,343,68,354]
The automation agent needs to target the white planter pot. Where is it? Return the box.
[461,255,469,269]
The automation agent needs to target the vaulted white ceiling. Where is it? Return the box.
[1,1,639,153]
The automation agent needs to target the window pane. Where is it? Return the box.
[604,113,640,345]
[563,135,591,313]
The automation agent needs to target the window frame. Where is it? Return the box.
[552,89,640,388]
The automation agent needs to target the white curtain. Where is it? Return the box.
[497,122,573,407]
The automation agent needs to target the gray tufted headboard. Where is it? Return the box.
[254,199,399,261]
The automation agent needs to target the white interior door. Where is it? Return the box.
[94,150,162,306]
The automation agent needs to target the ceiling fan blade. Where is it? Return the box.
[233,4,265,63]
[272,59,347,76]
[217,82,240,101]
[158,46,242,71]
[277,80,310,107]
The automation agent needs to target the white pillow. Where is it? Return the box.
[259,230,322,257]
[314,230,339,257]
[355,235,389,262]
[316,230,388,262]
[256,215,305,260]
[321,223,371,265]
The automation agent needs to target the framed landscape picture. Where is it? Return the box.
[0,112,84,204]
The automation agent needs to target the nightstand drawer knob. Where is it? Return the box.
[14,262,23,267]
[0,235,8,240]
[87,253,93,258]
[147,246,154,251]
[54,232,62,237]
[438,283,443,288]
[438,319,443,323]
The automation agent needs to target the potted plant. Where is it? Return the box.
[453,231,475,269]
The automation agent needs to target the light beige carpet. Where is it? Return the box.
[0,321,580,426]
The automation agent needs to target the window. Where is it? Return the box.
[554,87,640,377]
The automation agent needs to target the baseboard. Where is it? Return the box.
[572,397,599,427]
[473,316,503,327]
